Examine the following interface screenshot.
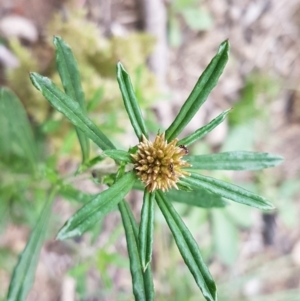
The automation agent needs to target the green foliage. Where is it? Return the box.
[5,37,284,301]
[6,189,55,301]
[139,190,155,271]
[54,36,90,163]
[5,8,157,159]
[0,88,37,172]
[56,172,136,240]
[165,40,229,141]
[118,200,155,301]
[186,151,283,170]
[168,0,213,47]
[156,191,217,301]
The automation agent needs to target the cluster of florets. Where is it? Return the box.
[131,133,190,192]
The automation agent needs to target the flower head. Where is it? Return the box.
[131,133,190,192]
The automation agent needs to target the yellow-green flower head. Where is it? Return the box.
[131,133,191,192]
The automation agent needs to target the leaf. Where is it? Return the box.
[0,88,37,171]
[7,189,55,301]
[138,190,155,271]
[54,36,90,163]
[166,187,226,208]
[165,40,229,141]
[30,73,115,151]
[182,172,274,210]
[57,172,136,240]
[185,151,284,170]
[116,62,148,140]
[177,109,231,146]
[103,149,133,163]
[133,181,225,208]
[155,191,217,301]
[118,200,154,301]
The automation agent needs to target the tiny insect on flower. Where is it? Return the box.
[131,133,191,192]
[179,145,189,155]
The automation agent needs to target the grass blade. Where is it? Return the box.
[165,41,229,141]
[138,190,155,271]
[116,62,148,140]
[177,109,231,146]
[7,189,56,301]
[57,172,136,240]
[186,152,284,170]
[30,73,115,151]
[119,200,154,301]
[156,191,217,301]
[54,36,89,163]
[182,172,274,210]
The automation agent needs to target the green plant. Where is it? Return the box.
[6,37,283,301]
[168,0,213,47]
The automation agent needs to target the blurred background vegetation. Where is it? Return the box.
[0,0,299,300]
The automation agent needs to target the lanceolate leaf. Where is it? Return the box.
[185,152,284,170]
[57,172,136,240]
[138,190,155,271]
[54,36,89,163]
[182,172,274,210]
[7,189,56,301]
[166,187,226,208]
[116,62,148,140]
[177,109,231,146]
[156,191,217,301]
[119,200,154,301]
[133,181,226,208]
[165,40,229,141]
[0,88,37,171]
[30,73,115,151]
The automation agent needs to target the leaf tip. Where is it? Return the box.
[264,203,276,211]
[218,39,230,55]
[116,61,128,77]
[276,155,285,164]
[29,72,42,91]
[53,35,60,44]
[56,225,81,241]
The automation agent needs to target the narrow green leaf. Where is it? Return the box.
[54,36,90,163]
[133,181,225,208]
[166,187,226,208]
[139,190,155,271]
[0,88,37,171]
[119,200,154,301]
[30,73,115,151]
[155,191,217,301]
[53,36,85,108]
[57,172,136,240]
[7,189,56,301]
[165,40,230,141]
[103,149,133,163]
[116,62,148,140]
[185,151,284,170]
[177,109,231,146]
[182,172,275,210]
